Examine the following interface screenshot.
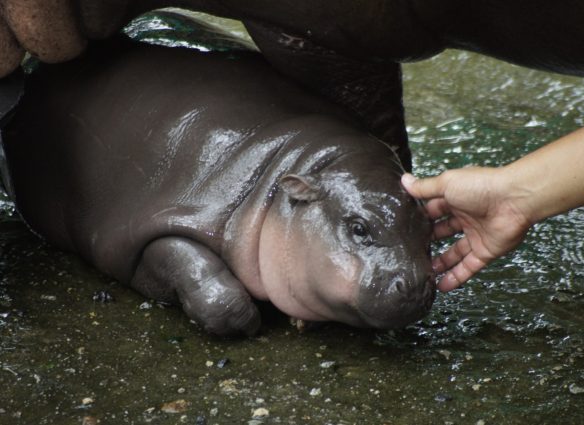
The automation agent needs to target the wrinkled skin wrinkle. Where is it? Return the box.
[321,171,401,229]
[267,201,361,324]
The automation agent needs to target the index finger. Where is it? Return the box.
[401,172,449,201]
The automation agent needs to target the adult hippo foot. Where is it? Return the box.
[0,0,135,76]
[130,237,261,336]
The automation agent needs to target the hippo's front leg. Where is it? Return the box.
[130,237,261,336]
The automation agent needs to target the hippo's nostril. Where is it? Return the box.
[393,277,407,294]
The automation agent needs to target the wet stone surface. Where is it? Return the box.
[2,10,584,425]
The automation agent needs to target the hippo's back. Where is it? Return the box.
[3,38,358,281]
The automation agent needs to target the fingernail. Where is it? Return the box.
[432,258,445,273]
[440,272,463,292]
[401,173,416,187]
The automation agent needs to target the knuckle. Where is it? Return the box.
[440,170,455,185]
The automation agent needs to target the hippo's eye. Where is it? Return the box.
[349,218,373,246]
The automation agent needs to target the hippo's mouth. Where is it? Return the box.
[355,276,436,329]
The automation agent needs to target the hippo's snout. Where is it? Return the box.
[357,272,436,329]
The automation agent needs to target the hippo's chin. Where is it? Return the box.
[355,308,427,330]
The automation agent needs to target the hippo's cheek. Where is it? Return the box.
[282,248,364,325]
[322,251,362,306]
[328,251,360,283]
[258,211,365,322]
[257,213,329,321]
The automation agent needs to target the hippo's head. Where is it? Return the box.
[259,153,435,329]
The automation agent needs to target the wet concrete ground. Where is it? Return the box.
[2,10,584,425]
[2,213,584,425]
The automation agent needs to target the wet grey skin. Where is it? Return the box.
[1,38,434,336]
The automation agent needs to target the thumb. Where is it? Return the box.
[401,173,446,200]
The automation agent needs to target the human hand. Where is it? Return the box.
[401,168,532,292]
[0,0,131,77]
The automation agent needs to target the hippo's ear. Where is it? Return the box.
[279,174,322,202]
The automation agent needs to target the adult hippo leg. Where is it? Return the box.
[244,22,411,170]
[131,237,261,336]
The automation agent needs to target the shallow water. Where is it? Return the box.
[2,11,584,425]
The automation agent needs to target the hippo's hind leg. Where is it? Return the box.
[130,236,261,336]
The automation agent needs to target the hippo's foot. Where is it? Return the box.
[130,237,261,336]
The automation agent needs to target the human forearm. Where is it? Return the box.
[400,127,584,291]
[501,127,584,225]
